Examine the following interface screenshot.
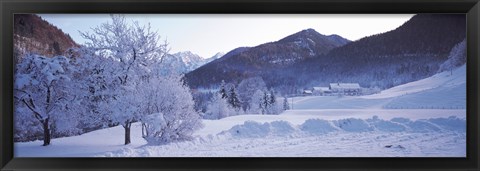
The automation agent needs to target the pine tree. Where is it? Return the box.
[283,96,290,110]
[269,90,276,105]
[219,80,228,99]
[228,87,241,110]
[264,90,279,114]
[262,91,269,115]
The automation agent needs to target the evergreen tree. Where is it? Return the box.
[228,87,241,110]
[219,80,228,99]
[283,96,290,110]
[262,91,269,115]
[269,90,276,105]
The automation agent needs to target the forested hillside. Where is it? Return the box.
[186,14,466,95]
[14,14,78,61]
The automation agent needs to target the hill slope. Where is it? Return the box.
[14,14,78,61]
[290,64,465,110]
[289,14,466,91]
[185,29,350,89]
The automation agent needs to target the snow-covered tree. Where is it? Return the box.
[283,96,290,110]
[219,80,228,99]
[13,103,42,142]
[68,47,112,132]
[205,92,234,119]
[140,75,203,144]
[237,77,267,111]
[14,54,78,146]
[264,90,282,115]
[269,90,276,105]
[438,39,466,74]
[248,90,265,114]
[261,91,269,115]
[80,14,168,145]
[228,86,241,110]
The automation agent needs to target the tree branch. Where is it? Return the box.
[22,98,44,123]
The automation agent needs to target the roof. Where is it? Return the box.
[313,87,330,91]
[329,83,361,89]
[303,90,313,94]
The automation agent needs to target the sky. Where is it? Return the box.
[39,14,414,58]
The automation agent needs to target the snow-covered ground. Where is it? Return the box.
[290,65,465,110]
[15,65,466,157]
[16,113,466,157]
[15,123,147,157]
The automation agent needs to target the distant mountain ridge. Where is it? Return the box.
[172,51,205,71]
[185,29,351,89]
[204,52,226,64]
[186,14,466,95]
[326,34,350,46]
[158,51,225,75]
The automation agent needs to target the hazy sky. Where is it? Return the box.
[39,14,414,58]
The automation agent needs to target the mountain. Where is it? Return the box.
[254,28,350,65]
[326,34,350,46]
[186,14,465,95]
[172,51,205,71]
[185,29,351,89]
[157,51,225,75]
[287,14,466,92]
[204,52,225,64]
[14,14,78,61]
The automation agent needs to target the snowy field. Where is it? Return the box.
[15,65,466,157]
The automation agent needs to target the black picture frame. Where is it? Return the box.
[1,0,479,170]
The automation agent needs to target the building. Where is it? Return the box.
[303,90,313,96]
[312,87,330,96]
[329,83,362,96]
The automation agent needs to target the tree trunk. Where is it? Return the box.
[42,118,51,146]
[124,123,131,145]
[141,122,147,138]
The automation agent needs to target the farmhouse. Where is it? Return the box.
[303,83,363,96]
[329,83,362,96]
[312,87,330,96]
[303,90,313,95]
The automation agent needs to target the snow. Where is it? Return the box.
[289,65,465,110]
[362,64,465,99]
[333,118,373,132]
[226,121,271,138]
[96,131,464,157]
[14,65,466,157]
[329,83,361,89]
[15,110,466,157]
[194,108,464,137]
[300,119,338,134]
[14,74,32,89]
[15,123,147,157]
[91,115,465,157]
